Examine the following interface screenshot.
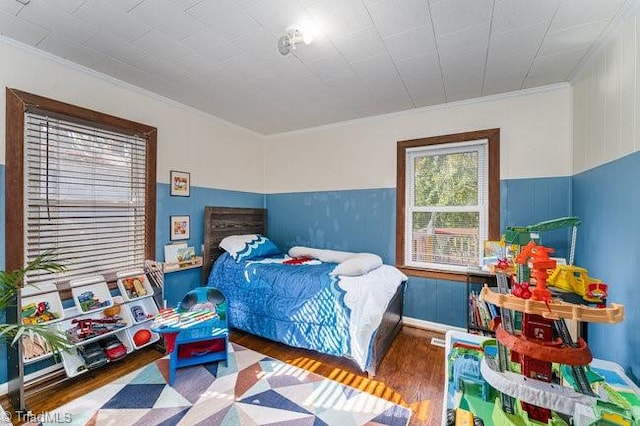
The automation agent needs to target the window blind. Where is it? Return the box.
[24,112,148,286]
[405,139,488,271]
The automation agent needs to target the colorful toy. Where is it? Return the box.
[66,316,127,343]
[77,291,111,312]
[101,335,127,361]
[121,275,148,299]
[21,301,59,324]
[132,329,152,347]
[151,287,228,385]
[547,265,608,305]
[514,241,556,302]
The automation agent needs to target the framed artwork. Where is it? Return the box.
[170,215,190,241]
[170,170,190,197]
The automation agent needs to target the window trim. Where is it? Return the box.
[5,88,157,279]
[396,128,500,281]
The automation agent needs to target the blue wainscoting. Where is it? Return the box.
[267,176,572,324]
[573,152,640,384]
[501,177,573,260]
[266,188,396,264]
[156,184,264,306]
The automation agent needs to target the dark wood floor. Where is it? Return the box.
[20,326,445,425]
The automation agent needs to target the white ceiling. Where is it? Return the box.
[0,0,635,135]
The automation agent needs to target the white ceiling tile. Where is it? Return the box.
[37,33,105,68]
[492,0,558,35]
[305,0,374,38]
[489,21,548,55]
[298,0,323,7]
[290,36,337,62]
[364,73,412,105]
[366,0,430,38]
[383,25,437,62]
[218,52,267,80]
[332,26,386,62]
[436,22,490,59]
[485,49,534,77]
[402,72,446,107]
[306,53,353,81]
[538,20,609,57]
[186,0,259,40]
[85,31,150,65]
[233,0,262,9]
[73,0,152,41]
[18,0,99,43]
[104,0,145,13]
[440,51,485,78]
[482,71,525,96]
[550,0,626,32]
[430,0,492,37]
[0,1,25,16]
[396,53,441,81]
[350,53,398,81]
[127,54,189,82]
[246,0,308,35]
[169,0,204,10]
[444,71,483,101]
[131,29,203,68]
[231,27,282,64]
[325,72,377,106]
[49,0,90,14]
[0,11,49,45]
[182,27,239,62]
[128,0,205,41]
[526,47,587,84]
[92,55,152,86]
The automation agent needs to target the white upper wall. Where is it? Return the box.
[572,10,639,174]
[0,38,265,193]
[264,85,573,194]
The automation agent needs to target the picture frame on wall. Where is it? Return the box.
[170,170,190,197]
[170,215,190,241]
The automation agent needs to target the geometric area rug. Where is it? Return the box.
[45,343,412,425]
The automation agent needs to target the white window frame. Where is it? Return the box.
[404,139,489,272]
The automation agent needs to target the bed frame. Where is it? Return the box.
[202,206,404,376]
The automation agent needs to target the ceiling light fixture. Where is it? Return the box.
[278,28,311,56]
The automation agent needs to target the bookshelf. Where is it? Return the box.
[466,268,498,336]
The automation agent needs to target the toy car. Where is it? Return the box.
[100,336,127,361]
[78,342,108,370]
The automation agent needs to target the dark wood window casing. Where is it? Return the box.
[396,128,500,282]
[5,88,157,280]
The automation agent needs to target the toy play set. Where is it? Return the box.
[446,217,639,426]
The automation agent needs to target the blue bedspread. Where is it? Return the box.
[209,253,352,359]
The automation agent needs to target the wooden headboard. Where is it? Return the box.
[202,206,267,283]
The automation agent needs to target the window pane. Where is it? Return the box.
[411,211,479,267]
[413,151,478,206]
[25,113,148,285]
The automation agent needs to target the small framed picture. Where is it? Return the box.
[170,215,190,240]
[170,170,190,197]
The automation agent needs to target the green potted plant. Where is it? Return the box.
[0,252,69,354]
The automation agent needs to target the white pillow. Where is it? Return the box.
[330,253,383,277]
[288,246,355,264]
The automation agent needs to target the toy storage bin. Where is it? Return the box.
[116,269,154,301]
[126,323,160,350]
[20,283,64,325]
[70,275,113,314]
[126,296,159,324]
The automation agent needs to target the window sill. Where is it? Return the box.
[396,266,467,282]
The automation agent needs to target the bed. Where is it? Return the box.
[202,206,406,376]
